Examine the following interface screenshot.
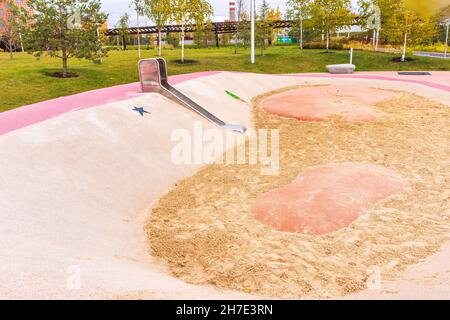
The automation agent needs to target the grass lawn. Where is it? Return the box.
[1,45,450,112]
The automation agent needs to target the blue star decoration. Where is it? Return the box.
[132,106,150,116]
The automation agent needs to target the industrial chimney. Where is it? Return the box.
[229,1,236,21]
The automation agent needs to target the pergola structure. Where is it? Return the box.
[104,20,292,36]
[104,20,293,47]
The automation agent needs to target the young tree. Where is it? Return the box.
[240,10,251,49]
[310,0,352,51]
[233,0,247,54]
[286,0,311,49]
[267,6,281,45]
[130,0,144,58]
[116,13,130,50]
[382,0,438,61]
[144,0,170,56]
[23,0,107,77]
[256,0,270,56]
[169,0,213,63]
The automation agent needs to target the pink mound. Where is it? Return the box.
[262,85,398,122]
[252,163,407,235]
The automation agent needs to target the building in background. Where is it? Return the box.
[0,0,31,32]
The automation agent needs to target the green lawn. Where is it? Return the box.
[1,45,450,112]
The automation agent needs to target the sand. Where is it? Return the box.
[146,86,450,298]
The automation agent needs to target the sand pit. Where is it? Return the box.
[1,72,450,299]
[261,85,398,122]
[252,163,407,235]
[147,86,450,298]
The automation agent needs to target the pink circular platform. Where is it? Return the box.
[262,85,399,122]
[252,163,407,235]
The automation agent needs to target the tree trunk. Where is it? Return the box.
[375,29,380,51]
[444,23,449,58]
[299,17,303,49]
[401,32,407,62]
[181,22,185,63]
[326,30,329,52]
[96,26,103,64]
[9,39,13,60]
[372,29,376,50]
[122,33,127,50]
[62,47,68,77]
[19,32,24,52]
[158,29,162,56]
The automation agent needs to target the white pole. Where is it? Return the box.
[96,26,103,64]
[445,22,449,59]
[250,0,255,64]
[137,7,141,59]
[350,47,353,64]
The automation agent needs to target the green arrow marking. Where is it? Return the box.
[225,90,243,101]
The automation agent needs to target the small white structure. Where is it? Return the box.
[326,64,356,74]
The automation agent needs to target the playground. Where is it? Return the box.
[0,62,449,298]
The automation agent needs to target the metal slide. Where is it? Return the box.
[138,58,246,133]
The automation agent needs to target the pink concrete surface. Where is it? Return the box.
[261,85,397,122]
[0,71,219,136]
[252,163,407,235]
[1,70,449,136]
[284,71,450,92]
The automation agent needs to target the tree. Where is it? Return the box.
[233,0,247,54]
[381,0,438,61]
[130,0,145,58]
[23,0,107,77]
[194,18,214,48]
[240,10,251,49]
[116,13,130,50]
[310,0,352,51]
[256,0,270,56]
[0,0,26,59]
[144,0,170,56]
[287,0,311,49]
[169,0,213,63]
[267,6,282,45]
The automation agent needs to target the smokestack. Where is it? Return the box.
[229,1,236,21]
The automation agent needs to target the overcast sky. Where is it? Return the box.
[102,0,359,27]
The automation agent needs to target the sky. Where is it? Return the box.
[102,0,359,27]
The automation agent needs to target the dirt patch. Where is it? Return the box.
[146,85,450,298]
[173,59,199,65]
[391,57,415,62]
[46,71,79,78]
